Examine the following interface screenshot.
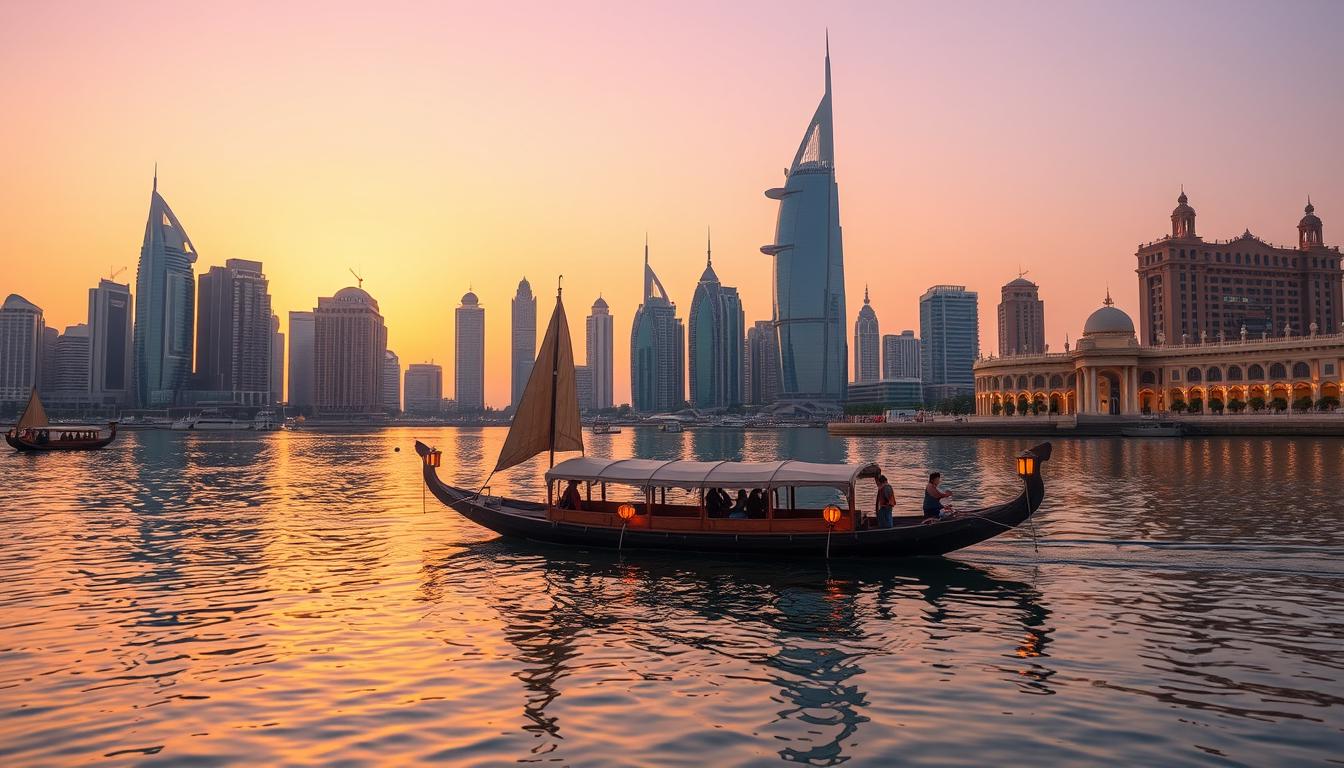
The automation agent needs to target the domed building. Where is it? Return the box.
[974,290,1344,418]
[313,284,387,415]
[455,289,486,411]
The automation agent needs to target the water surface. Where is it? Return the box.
[2,427,1341,765]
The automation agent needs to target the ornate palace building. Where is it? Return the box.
[1136,192,1341,347]
[973,295,1344,417]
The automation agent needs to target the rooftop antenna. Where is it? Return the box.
[1017,265,1030,279]
[153,162,157,192]
[349,267,364,289]
[108,265,126,281]
[706,226,712,267]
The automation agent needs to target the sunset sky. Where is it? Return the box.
[2,1,1342,407]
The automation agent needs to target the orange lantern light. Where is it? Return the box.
[822,504,842,525]
[426,449,442,468]
[1016,455,1034,477]
[617,503,637,521]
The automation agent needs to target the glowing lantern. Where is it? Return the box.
[426,449,442,468]
[822,505,843,525]
[617,503,637,521]
[1016,455,1035,477]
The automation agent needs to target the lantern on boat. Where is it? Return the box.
[1016,454,1035,477]
[617,503,637,521]
[822,504,842,526]
[425,449,442,468]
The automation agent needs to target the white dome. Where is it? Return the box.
[1083,305,1134,335]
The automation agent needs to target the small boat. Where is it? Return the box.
[590,419,621,435]
[414,282,1053,559]
[171,409,252,431]
[656,420,684,433]
[1121,421,1184,438]
[5,389,117,452]
[252,408,284,431]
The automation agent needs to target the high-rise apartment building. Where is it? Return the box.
[287,311,315,410]
[853,287,880,382]
[195,258,273,405]
[761,42,847,403]
[403,362,443,414]
[630,243,684,413]
[997,277,1045,356]
[882,330,921,380]
[270,314,284,405]
[1136,192,1342,345]
[133,173,197,407]
[687,237,744,409]
[575,364,593,413]
[919,285,979,401]
[51,324,91,400]
[313,286,387,415]
[511,278,536,410]
[381,349,401,413]
[745,320,780,406]
[0,294,45,405]
[88,279,133,406]
[586,297,614,410]
[455,291,485,411]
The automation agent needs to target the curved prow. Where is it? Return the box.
[1016,441,1052,514]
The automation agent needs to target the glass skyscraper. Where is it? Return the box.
[761,40,846,404]
[133,173,198,407]
[919,285,980,402]
[630,241,684,413]
[688,234,744,410]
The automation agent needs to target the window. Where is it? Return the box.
[1269,363,1287,379]
[1187,367,1202,382]
[1248,364,1264,380]
[1226,366,1243,381]
[1206,367,1223,382]
[1292,362,1310,379]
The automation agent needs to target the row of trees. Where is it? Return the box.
[991,396,1061,416]
[1161,395,1340,414]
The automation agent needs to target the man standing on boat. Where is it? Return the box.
[874,474,896,529]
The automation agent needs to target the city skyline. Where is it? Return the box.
[3,4,1344,408]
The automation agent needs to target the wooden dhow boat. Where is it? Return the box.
[5,389,117,452]
[416,283,1051,558]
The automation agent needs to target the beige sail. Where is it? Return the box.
[15,388,48,431]
[494,290,584,472]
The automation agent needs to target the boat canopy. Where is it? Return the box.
[546,457,881,490]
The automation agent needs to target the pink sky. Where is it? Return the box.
[2,1,1341,407]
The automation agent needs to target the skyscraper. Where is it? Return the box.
[853,286,880,383]
[882,330,921,380]
[382,349,401,413]
[998,277,1045,356]
[919,285,980,402]
[313,286,387,415]
[270,314,284,405]
[455,290,485,411]
[586,297,614,410]
[630,241,685,413]
[745,320,780,406]
[133,172,197,407]
[287,311,315,410]
[575,364,593,413]
[52,324,91,399]
[761,40,847,404]
[403,362,443,414]
[687,233,744,409]
[511,278,536,410]
[39,327,57,392]
[195,258,273,405]
[0,294,45,405]
[88,279,133,406]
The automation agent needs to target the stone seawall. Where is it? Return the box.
[828,417,1344,438]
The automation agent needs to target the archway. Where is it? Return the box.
[1097,371,1122,415]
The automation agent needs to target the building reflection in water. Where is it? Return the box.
[419,543,1052,765]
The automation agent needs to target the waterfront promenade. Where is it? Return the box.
[830,413,1344,437]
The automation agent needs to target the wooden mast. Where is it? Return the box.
[547,277,562,468]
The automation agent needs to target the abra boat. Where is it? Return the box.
[414,282,1052,559]
[5,389,117,452]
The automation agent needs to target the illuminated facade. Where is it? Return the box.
[313,286,387,415]
[761,40,847,403]
[974,295,1344,416]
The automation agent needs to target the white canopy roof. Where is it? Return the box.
[546,457,880,490]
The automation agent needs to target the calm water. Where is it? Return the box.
[2,427,1342,766]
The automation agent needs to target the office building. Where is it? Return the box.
[586,297,614,410]
[853,286,880,382]
[0,294,45,404]
[195,258,274,405]
[575,364,593,413]
[133,173,197,407]
[998,277,1046,356]
[882,330,920,380]
[404,362,443,414]
[919,285,979,401]
[745,320,780,406]
[313,286,387,415]
[270,314,284,405]
[687,234,744,409]
[511,278,536,410]
[455,290,485,411]
[630,241,685,412]
[88,279,133,406]
[382,349,400,413]
[288,311,315,410]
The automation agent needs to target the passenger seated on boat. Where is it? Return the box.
[747,489,767,518]
[557,480,583,510]
[923,472,955,523]
[728,490,749,519]
[705,487,724,517]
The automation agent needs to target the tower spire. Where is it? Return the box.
[153,162,158,193]
[706,226,712,267]
[864,283,870,304]
[644,232,649,266]
[824,29,831,95]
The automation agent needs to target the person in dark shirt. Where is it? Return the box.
[747,489,767,518]
[558,480,583,510]
[728,490,749,519]
[923,472,955,523]
[706,488,726,518]
[874,474,896,528]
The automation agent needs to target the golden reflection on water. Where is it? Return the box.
[1,427,1342,765]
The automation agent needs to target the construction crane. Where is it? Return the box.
[349,268,364,289]
[109,266,127,281]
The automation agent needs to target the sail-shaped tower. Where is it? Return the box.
[761,39,847,404]
[133,171,198,407]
